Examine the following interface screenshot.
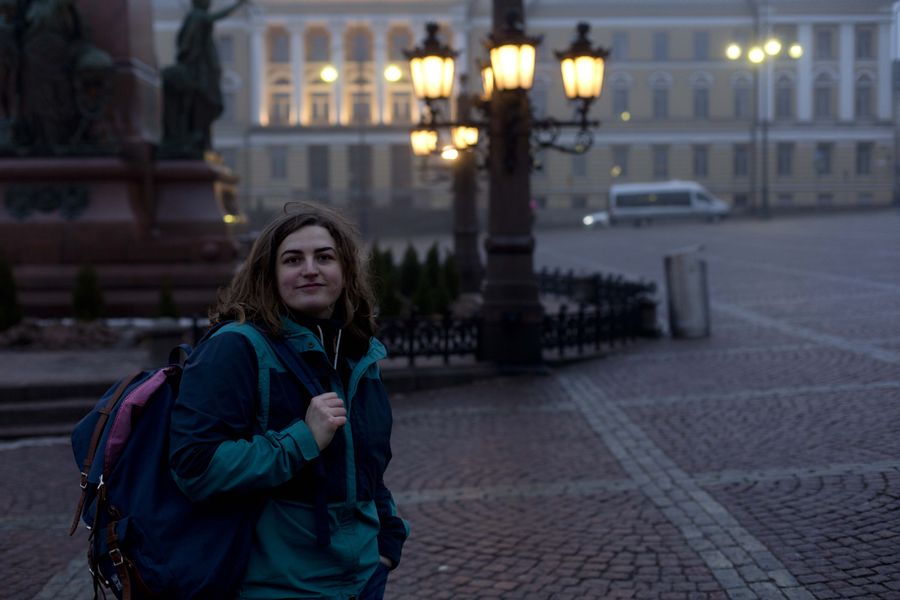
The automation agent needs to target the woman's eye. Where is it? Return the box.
[317,254,334,262]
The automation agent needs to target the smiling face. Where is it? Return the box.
[275,225,344,319]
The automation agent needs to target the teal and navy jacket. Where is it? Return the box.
[169,318,409,599]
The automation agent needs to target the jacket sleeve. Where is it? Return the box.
[169,331,321,502]
[375,473,410,569]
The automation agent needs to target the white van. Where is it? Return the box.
[606,180,730,225]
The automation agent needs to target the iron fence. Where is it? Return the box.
[377,312,480,367]
[378,268,658,365]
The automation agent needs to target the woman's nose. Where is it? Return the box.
[299,257,318,274]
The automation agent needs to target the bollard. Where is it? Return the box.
[664,245,710,338]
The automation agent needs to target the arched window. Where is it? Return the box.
[855,73,873,119]
[307,28,330,62]
[610,73,631,120]
[649,73,672,120]
[348,27,372,62]
[814,72,835,119]
[732,73,752,119]
[690,73,712,119]
[774,73,794,120]
[269,28,290,63]
[388,28,412,62]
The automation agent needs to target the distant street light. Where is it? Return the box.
[727,34,802,218]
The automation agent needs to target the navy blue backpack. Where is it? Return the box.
[69,324,323,600]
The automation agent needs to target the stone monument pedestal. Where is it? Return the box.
[0,157,241,317]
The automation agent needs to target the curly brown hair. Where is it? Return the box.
[211,202,376,341]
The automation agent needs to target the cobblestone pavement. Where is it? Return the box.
[4,212,900,599]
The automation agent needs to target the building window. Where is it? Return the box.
[693,87,709,119]
[855,75,873,119]
[612,145,628,177]
[693,31,709,60]
[775,75,793,119]
[612,31,628,60]
[269,29,290,63]
[814,27,834,60]
[308,29,329,61]
[652,87,668,119]
[613,87,629,118]
[217,35,234,64]
[391,92,411,123]
[652,145,668,179]
[390,144,412,208]
[856,142,873,175]
[814,143,833,176]
[776,143,793,176]
[855,27,874,60]
[270,146,287,179]
[653,32,668,60]
[858,192,874,205]
[572,195,588,209]
[389,29,411,61]
[349,28,371,61]
[309,145,330,202]
[734,82,751,119]
[348,144,373,201]
[733,193,748,208]
[777,193,793,206]
[817,193,833,205]
[693,145,708,177]
[572,153,587,177]
[814,74,833,119]
[311,92,330,125]
[269,90,291,125]
[733,144,749,177]
[351,92,371,125]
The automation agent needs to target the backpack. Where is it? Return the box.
[69,322,324,600]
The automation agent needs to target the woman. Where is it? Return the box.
[170,203,408,599]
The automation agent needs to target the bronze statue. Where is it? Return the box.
[0,0,17,123]
[161,0,247,157]
[7,0,113,154]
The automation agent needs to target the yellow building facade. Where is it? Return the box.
[152,0,899,226]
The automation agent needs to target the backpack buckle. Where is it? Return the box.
[109,548,124,567]
[80,472,88,490]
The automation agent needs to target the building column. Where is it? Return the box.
[373,21,387,124]
[410,20,426,123]
[878,21,893,120]
[250,24,266,125]
[291,23,305,125]
[451,18,469,122]
[839,23,854,122]
[796,23,813,121]
[331,20,346,125]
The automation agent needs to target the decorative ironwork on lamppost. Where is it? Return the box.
[726,32,802,219]
[406,5,608,368]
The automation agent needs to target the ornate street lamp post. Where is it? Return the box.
[406,1,607,368]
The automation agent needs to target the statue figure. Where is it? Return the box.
[18,0,82,151]
[11,0,113,154]
[161,0,247,158]
[0,0,17,123]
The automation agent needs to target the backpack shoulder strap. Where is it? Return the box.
[210,322,325,428]
[69,371,142,536]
